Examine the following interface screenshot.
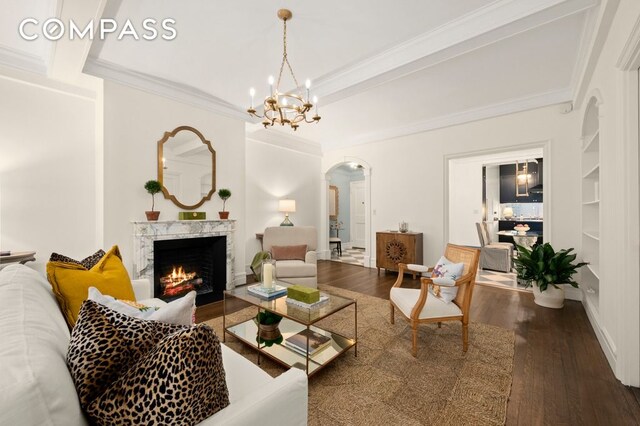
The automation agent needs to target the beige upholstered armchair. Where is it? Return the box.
[389,244,480,357]
[476,222,513,272]
[262,226,318,288]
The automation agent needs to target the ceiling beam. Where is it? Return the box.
[312,0,598,106]
[47,0,108,84]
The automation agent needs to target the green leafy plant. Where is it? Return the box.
[255,310,282,325]
[144,180,162,212]
[513,243,588,292]
[218,188,232,212]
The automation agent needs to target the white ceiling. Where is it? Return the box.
[0,0,600,151]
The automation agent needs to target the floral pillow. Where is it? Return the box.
[429,256,465,303]
[88,287,196,326]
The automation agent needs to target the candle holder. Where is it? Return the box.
[261,259,277,289]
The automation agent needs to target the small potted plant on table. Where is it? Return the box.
[254,311,283,346]
[514,243,587,309]
[218,188,231,219]
[144,180,162,221]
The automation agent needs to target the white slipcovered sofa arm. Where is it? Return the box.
[197,368,308,425]
[305,250,317,265]
[131,278,152,301]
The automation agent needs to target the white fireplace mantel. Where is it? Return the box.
[132,220,236,292]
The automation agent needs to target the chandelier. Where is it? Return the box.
[247,9,320,131]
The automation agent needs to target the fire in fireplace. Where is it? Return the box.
[159,266,203,298]
[153,236,226,306]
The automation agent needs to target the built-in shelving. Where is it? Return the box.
[581,100,601,325]
[582,164,600,180]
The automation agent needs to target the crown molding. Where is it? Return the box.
[0,45,48,75]
[312,0,597,106]
[616,12,640,70]
[329,88,572,150]
[246,127,322,157]
[83,57,249,121]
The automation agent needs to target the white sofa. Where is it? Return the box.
[0,264,308,426]
[263,226,318,288]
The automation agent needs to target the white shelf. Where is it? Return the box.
[583,131,600,153]
[582,164,600,179]
[585,264,600,279]
[582,230,600,241]
[582,200,600,205]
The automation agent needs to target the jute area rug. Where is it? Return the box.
[205,285,515,426]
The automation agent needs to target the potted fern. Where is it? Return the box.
[218,188,231,219]
[144,180,162,221]
[513,243,587,309]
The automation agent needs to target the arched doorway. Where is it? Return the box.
[322,158,372,267]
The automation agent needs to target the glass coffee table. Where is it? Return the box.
[223,282,357,377]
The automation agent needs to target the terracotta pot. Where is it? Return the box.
[532,284,565,309]
[218,211,230,219]
[145,211,160,221]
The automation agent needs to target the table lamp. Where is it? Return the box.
[279,199,296,226]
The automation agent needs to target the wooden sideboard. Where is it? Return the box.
[376,231,423,274]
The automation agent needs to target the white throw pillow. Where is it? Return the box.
[429,256,465,303]
[88,287,196,326]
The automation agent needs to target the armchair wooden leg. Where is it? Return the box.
[390,303,395,324]
[411,321,418,357]
[462,322,469,352]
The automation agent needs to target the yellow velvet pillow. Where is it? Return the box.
[47,245,135,328]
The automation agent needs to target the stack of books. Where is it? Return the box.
[286,295,329,309]
[285,329,332,356]
[247,284,287,299]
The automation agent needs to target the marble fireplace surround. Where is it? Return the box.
[132,220,236,295]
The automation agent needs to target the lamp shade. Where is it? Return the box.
[279,199,296,213]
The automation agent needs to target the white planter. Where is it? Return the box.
[532,284,565,309]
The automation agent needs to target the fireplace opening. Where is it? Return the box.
[153,236,226,306]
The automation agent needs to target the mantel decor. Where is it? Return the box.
[246,9,321,131]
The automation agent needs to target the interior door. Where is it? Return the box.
[350,180,366,248]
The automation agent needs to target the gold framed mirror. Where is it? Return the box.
[329,185,339,220]
[157,126,216,210]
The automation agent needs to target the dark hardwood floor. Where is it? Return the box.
[197,260,640,425]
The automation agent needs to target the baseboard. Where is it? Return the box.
[317,250,331,260]
[343,242,353,250]
[583,295,617,373]
[234,272,247,286]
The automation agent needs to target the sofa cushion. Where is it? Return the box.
[87,324,229,426]
[275,260,317,278]
[46,245,136,327]
[67,300,187,408]
[0,265,87,426]
[88,287,196,325]
[271,244,307,261]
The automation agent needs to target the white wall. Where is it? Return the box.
[103,81,246,283]
[574,0,640,385]
[244,138,321,270]
[0,68,101,273]
[323,105,579,268]
[448,159,483,246]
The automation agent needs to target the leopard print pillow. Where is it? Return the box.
[68,300,229,424]
[50,249,106,270]
[87,325,230,425]
[67,300,188,408]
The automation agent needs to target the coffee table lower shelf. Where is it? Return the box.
[224,318,356,377]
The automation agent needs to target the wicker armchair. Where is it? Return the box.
[389,244,480,357]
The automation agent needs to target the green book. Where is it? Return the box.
[287,285,320,304]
